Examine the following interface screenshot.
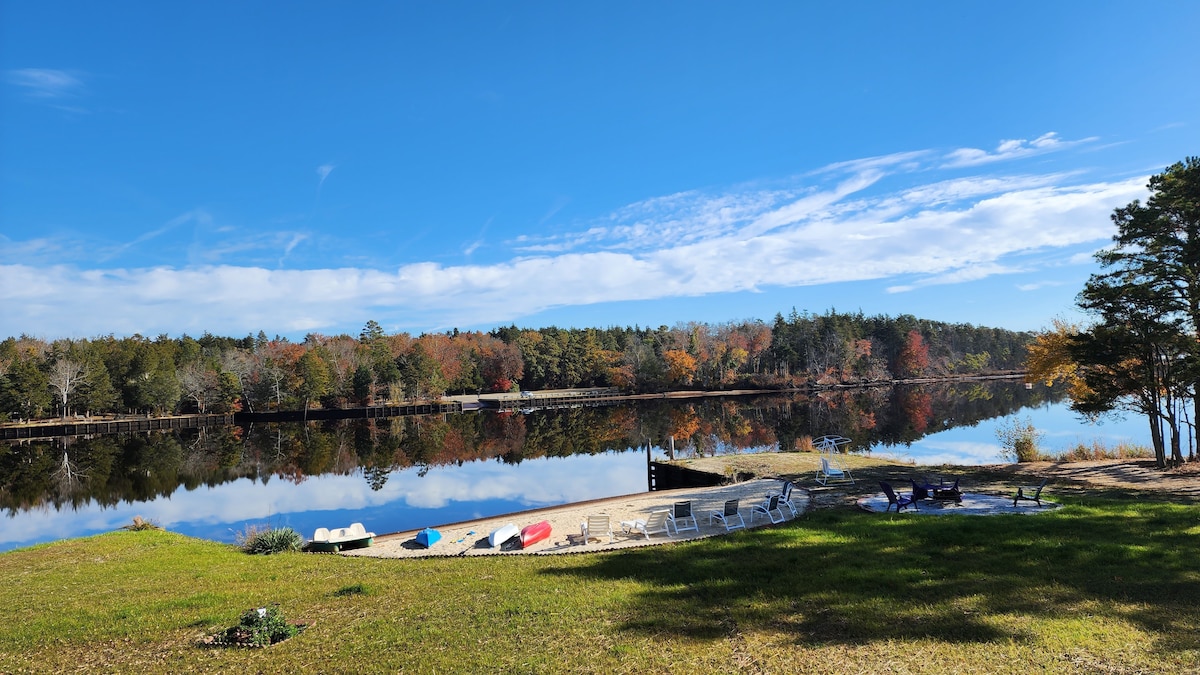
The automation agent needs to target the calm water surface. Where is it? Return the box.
[0,383,1147,552]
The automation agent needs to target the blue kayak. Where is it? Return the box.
[415,528,441,548]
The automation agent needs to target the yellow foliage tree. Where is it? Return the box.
[1024,318,1092,401]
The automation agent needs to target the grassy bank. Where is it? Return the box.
[3,487,1199,673]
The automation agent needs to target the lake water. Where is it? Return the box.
[0,382,1148,552]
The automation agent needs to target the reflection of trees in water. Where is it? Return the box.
[0,381,1064,513]
[50,445,87,497]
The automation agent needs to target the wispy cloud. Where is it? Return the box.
[887,263,1019,294]
[1017,280,1066,292]
[5,68,84,99]
[942,132,1097,168]
[0,134,1151,338]
[462,217,493,257]
[100,209,211,262]
[316,164,335,189]
[812,149,931,176]
[538,196,571,226]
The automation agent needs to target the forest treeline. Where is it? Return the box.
[0,310,1032,421]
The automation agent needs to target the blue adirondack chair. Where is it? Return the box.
[880,481,917,512]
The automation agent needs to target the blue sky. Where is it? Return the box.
[2,2,1198,340]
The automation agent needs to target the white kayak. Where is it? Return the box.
[488,523,519,548]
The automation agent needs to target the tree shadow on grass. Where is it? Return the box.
[542,502,1200,653]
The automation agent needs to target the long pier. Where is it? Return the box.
[234,401,462,423]
[477,387,626,411]
[1,414,237,441]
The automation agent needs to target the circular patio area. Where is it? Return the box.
[857,492,1061,515]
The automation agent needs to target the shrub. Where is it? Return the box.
[206,604,301,647]
[995,416,1046,462]
[236,525,303,555]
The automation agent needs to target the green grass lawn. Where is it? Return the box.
[2,498,1198,673]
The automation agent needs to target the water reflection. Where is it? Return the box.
[2,381,1137,552]
[875,397,1146,465]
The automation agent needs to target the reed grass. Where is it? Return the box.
[1049,439,1154,462]
[2,493,1198,673]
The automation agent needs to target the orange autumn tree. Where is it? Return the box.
[663,349,698,388]
[897,329,930,378]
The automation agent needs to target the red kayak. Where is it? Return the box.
[520,520,552,549]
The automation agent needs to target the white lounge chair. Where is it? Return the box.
[582,514,614,544]
[627,510,673,539]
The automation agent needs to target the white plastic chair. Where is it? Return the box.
[582,514,614,544]
[767,481,798,516]
[668,500,698,534]
[709,499,745,531]
[628,510,673,539]
[751,495,787,524]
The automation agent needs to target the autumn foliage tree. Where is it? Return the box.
[1034,158,1200,468]
[897,330,930,378]
[663,349,698,388]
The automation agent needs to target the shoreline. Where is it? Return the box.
[341,452,1200,560]
[343,477,795,559]
[1,373,1028,438]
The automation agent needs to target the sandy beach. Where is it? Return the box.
[343,477,800,559]
[339,452,1200,560]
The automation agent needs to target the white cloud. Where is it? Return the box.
[942,132,1097,168]
[102,209,211,261]
[887,263,1019,294]
[1017,280,1066,292]
[5,68,83,99]
[0,135,1152,338]
[316,164,335,189]
[1069,250,1102,265]
[875,439,1007,465]
[812,149,931,175]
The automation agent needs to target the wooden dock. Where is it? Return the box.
[478,387,625,411]
[234,401,462,423]
[1,414,237,441]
